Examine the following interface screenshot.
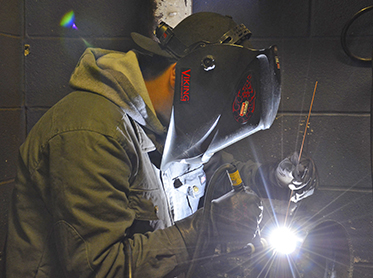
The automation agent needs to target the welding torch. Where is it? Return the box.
[185,163,267,277]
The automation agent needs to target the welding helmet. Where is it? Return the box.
[131,12,281,170]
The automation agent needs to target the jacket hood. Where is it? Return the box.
[69,48,166,136]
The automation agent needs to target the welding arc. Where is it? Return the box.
[285,81,318,225]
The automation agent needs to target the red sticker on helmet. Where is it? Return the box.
[180,69,191,102]
[232,74,256,124]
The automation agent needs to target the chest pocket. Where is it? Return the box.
[127,161,169,233]
[174,166,207,199]
[125,118,171,229]
[126,185,163,236]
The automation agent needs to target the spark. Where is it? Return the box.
[296,173,370,229]
[253,176,367,277]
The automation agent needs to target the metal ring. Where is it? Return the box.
[340,6,373,64]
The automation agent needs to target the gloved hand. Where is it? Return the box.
[275,152,318,202]
[175,186,263,256]
[210,186,263,246]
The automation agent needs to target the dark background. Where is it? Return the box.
[0,0,372,277]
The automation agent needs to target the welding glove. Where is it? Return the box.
[275,152,318,202]
[175,186,263,257]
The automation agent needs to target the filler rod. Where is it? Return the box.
[298,81,318,161]
[285,81,318,225]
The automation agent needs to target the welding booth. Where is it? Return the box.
[0,1,372,278]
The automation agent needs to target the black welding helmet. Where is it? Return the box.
[131,13,281,170]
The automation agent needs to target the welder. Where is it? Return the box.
[6,12,317,278]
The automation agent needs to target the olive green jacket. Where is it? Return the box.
[6,49,189,278]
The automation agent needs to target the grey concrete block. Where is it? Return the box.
[0,0,23,35]
[0,109,25,180]
[24,37,136,107]
[312,0,373,37]
[25,0,156,37]
[0,36,23,108]
[27,108,48,134]
[192,0,310,37]
[0,182,14,278]
[280,38,371,113]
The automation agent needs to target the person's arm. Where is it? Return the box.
[203,151,285,201]
[203,151,260,200]
[229,151,318,202]
[47,130,189,278]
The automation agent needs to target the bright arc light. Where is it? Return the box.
[269,226,299,255]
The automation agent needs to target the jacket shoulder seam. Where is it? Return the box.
[29,128,125,178]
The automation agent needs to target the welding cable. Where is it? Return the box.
[186,163,237,278]
[124,238,133,278]
[124,164,244,278]
[340,5,373,64]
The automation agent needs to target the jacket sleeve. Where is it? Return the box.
[46,130,189,278]
[203,151,291,201]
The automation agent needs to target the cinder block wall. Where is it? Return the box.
[0,0,372,277]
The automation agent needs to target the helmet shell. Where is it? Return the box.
[161,44,281,170]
